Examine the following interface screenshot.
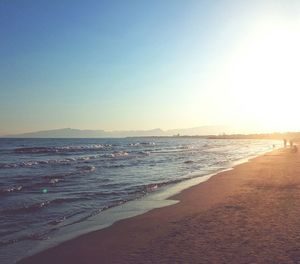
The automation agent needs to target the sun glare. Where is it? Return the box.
[226,16,300,132]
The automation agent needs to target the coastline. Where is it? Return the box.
[19,147,300,264]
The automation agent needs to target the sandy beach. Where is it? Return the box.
[19,147,300,264]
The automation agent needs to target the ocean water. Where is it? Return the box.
[0,138,279,263]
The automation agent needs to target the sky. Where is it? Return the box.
[1,0,300,135]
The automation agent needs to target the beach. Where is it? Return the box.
[3,1,300,263]
[19,147,300,264]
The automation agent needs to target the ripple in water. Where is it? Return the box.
[0,138,279,263]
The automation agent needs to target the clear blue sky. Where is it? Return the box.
[1,0,300,135]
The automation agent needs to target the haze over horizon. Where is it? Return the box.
[1,0,300,135]
[2,125,300,138]
[1,126,230,138]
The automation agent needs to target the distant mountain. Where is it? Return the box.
[3,126,230,138]
[3,128,108,138]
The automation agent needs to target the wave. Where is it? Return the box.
[150,146,196,154]
[0,186,23,196]
[102,150,150,159]
[130,173,214,195]
[0,150,151,170]
[0,160,53,169]
[63,198,129,227]
[107,151,129,158]
[0,155,99,169]
[0,150,147,170]
[76,165,96,173]
[140,142,156,145]
[0,178,63,197]
[0,208,88,246]
[179,145,195,150]
[0,174,205,246]
[0,166,96,197]
[0,230,52,247]
[1,201,52,215]
[47,217,67,226]
[14,144,111,154]
[1,196,84,215]
[0,163,18,169]
[128,142,156,147]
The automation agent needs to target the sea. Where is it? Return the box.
[0,137,280,263]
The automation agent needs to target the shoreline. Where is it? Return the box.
[9,162,233,264]
[0,139,277,264]
[12,162,235,263]
[18,146,300,263]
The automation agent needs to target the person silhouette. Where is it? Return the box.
[283,139,287,148]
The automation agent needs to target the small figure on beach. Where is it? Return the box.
[283,139,287,148]
[289,140,294,148]
[291,145,298,153]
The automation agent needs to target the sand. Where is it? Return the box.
[19,147,300,264]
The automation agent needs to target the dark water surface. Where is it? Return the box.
[0,138,279,263]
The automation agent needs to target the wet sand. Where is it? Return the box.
[19,148,300,264]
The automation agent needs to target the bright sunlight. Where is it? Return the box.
[226,15,300,132]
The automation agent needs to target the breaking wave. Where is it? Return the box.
[14,144,112,154]
[0,156,98,169]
